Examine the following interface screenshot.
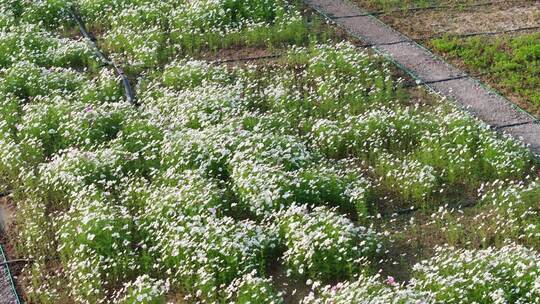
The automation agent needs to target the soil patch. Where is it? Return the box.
[376,2,540,38]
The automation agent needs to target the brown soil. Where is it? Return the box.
[355,0,506,11]
[0,197,14,230]
[1,196,20,304]
[268,261,311,303]
[373,2,540,39]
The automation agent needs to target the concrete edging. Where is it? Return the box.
[305,0,540,156]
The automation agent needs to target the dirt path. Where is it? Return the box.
[305,0,540,156]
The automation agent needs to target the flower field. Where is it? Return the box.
[0,0,539,303]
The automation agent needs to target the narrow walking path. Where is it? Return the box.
[0,200,19,304]
[0,245,18,304]
[305,0,540,156]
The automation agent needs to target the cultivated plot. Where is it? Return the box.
[0,1,539,303]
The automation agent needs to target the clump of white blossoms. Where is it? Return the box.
[410,244,540,303]
[302,273,430,304]
[139,213,275,303]
[270,204,380,281]
[57,189,138,303]
[0,23,96,69]
[304,244,540,303]
[477,178,540,249]
[113,275,170,304]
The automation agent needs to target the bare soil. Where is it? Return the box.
[373,1,540,38]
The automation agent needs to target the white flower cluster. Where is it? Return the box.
[415,109,531,185]
[3,0,72,28]
[411,244,540,303]
[225,270,284,304]
[270,205,379,281]
[141,214,274,302]
[161,59,231,90]
[309,106,432,159]
[304,244,540,304]
[375,152,437,205]
[478,178,540,247]
[1,61,85,99]
[82,0,304,66]
[58,191,138,303]
[3,0,308,66]
[0,24,96,69]
[228,131,372,217]
[113,275,170,304]
[302,272,428,304]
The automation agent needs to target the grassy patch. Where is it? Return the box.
[430,32,540,115]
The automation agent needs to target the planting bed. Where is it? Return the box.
[0,0,539,304]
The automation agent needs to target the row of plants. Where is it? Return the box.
[151,44,533,211]
[402,178,540,253]
[1,0,325,69]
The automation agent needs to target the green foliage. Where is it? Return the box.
[310,106,432,160]
[0,25,97,69]
[0,61,84,99]
[79,68,124,104]
[226,271,284,304]
[278,44,397,121]
[19,0,74,28]
[17,98,136,162]
[103,25,169,67]
[110,118,164,175]
[431,33,540,114]
[479,180,540,249]
[114,275,169,304]
[273,205,379,282]
[140,214,274,302]
[2,9,537,301]
[58,191,139,303]
[0,92,20,138]
[412,245,540,303]
[415,112,532,186]
[18,98,72,161]
[87,0,314,66]
[162,60,231,89]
